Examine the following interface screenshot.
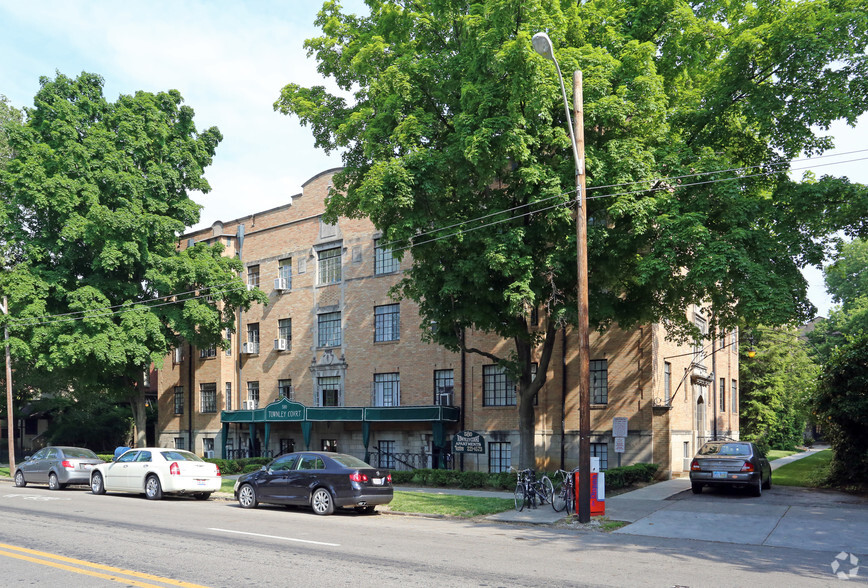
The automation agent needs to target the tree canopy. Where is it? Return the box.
[276,0,868,467]
[0,72,265,444]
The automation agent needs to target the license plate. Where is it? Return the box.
[713,471,727,479]
[196,479,207,486]
[80,464,93,470]
[372,478,384,486]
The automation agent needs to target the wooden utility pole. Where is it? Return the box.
[2,297,14,474]
[574,71,592,523]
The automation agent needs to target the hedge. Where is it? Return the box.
[389,463,659,491]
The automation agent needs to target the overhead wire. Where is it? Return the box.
[7,151,867,327]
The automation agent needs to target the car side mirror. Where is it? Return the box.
[261,465,268,472]
[24,455,31,461]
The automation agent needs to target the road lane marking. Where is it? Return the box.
[209,527,340,546]
[0,542,210,588]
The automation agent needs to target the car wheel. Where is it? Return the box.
[763,472,772,490]
[354,505,376,514]
[48,472,60,491]
[145,475,163,500]
[193,492,211,500]
[311,487,335,516]
[14,470,26,488]
[237,484,258,509]
[691,483,703,494]
[91,472,106,495]
[752,476,762,497]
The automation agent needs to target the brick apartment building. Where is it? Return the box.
[156,168,739,477]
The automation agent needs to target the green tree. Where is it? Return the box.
[0,94,23,166]
[808,239,868,362]
[0,72,266,446]
[276,1,868,467]
[739,327,818,450]
[813,332,868,486]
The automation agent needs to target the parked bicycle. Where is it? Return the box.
[551,468,577,513]
[512,468,554,511]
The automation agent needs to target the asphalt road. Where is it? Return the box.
[0,480,862,587]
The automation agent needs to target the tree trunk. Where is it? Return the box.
[518,392,536,469]
[128,378,147,447]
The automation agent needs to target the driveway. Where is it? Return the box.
[612,480,868,554]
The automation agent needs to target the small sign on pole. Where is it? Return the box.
[452,430,485,454]
[614,437,626,453]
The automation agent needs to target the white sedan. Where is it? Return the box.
[90,448,221,500]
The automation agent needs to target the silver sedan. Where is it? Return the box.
[14,446,105,490]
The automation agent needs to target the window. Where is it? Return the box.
[225,382,232,411]
[378,440,395,468]
[530,306,539,327]
[247,265,260,288]
[483,364,516,406]
[373,373,400,407]
[173,347,183,364]
[732,330,738,352]
[299,455,326,470]
[374,238,399,274]
[318,246,342,284]
[203,438,214,454]
[199,345,216,359]
[278,379,293,400]
[278,318,292,350]
[278,258,292,289]
[247,381,259,404]
[225,329,232,356]
[280,439,295,455]
[318,376,340,407]
[374,304,400,342]
[664,361,672,405]
[200,383,217,413]
[174,438,186,450]
[321,439,338,453]
[247,323,259,344]
[719,378,726,412]
[174,387,184,415]
[318,312,341,347]
[488,442,511,473]
[590,359,608,404]
[434,369,454,405]
[731,379,738,413]
[591,442,608,471]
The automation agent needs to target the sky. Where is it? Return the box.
[1,1,865,319]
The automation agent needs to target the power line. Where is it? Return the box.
[7,152,866,327]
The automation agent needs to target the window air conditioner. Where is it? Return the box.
[243,400,258,410]
[274,339,288,351]
[247,283,257,291]
[203,450,215,459]
[274,278,289,291]
[242,342,260,354]
[438,392,453,406]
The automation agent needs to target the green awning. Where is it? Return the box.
[221,399,460,425]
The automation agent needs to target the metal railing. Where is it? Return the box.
[367,450,455,471]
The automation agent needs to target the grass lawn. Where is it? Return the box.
[773,449,833,487]
[387,491,513,518]
[0,466,8,478]
[221,478,236,494]
[767,449,801,461]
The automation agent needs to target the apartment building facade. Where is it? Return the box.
[156,168,739,477]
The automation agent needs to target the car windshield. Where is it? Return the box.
[159,450,202,462]
[62,448,98,459]
[699,443,752,456]
[331,454,375,469]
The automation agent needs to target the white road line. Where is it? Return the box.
[208,528,340,547]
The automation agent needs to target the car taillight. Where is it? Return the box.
[169,462,181,476]
[740,461,754,472]
[386,474,392,483]
[690,459,700,471]
[61,460,73,469]
[349,472,369,482]
[215,465,221,477]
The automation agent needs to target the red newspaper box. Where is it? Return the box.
[573,471,606,516]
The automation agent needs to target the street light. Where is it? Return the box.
[532,31,592,523]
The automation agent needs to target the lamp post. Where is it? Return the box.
[532,32,592,523]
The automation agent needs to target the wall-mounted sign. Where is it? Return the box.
[452,430,485,454]
[613,417,628,438]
